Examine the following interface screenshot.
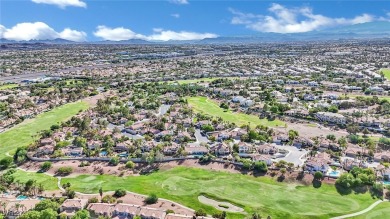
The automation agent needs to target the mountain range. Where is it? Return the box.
[1,21,389,45]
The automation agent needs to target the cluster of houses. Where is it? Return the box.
[0,84,96,132]
[0,198,211,219]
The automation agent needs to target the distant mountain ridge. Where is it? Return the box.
[1,21,389,45]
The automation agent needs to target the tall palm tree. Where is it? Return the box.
[0,201,7,215]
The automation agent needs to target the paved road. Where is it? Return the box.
[330,200,384,219]
[273,145,308,166]
[0,73,47,83]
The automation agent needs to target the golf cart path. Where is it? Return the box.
[330,200,384,219]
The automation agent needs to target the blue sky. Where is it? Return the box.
[1,0,390,41]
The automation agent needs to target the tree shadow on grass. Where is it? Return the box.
[353,186,368,195]
[335,184,352,195]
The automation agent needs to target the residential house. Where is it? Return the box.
[185,145,208,156]
[62,146,83,156]
[60,199,88,216]
[305,152,331,173]
[238,142,253,154]
[252,154,273,166]
[138,207,166,219]
[112,204,140,218]
[315,112,346,124]
[212,142,231,156]
[257,144,278,155]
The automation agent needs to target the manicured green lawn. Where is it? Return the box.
[12,170,58,191]
[62,167,376,219]
[350,201,390,219]
[0,83,19,90]
[187,96,285,128]
[0,101,89,159]
[380,68,390,80]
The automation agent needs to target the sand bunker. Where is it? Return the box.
[198,195,244,213]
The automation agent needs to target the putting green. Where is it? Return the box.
[187,96,285,128]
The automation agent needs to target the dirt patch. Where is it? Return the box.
[20,160,139,177]
[76,191,194,216]
[198,195,244,213]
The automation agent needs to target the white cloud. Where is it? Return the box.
[148,29,217,41]
[0,25,6,38]
[59,28,87,42]
[171,13,180,18]
[31,0,86,8]
[1,22,86,42]
[230,3,376,33]
[169,0,188,5]
[93,26,147,41]
[93,25,217,41]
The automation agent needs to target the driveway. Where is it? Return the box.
[156,104,171,116]
[191,129,209,146]
[273,145,308,166]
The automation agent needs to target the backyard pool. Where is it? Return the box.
[16,195,28,200]
[327,170,341,178]
[119,153,128,157]
[383,181,390,185]
[99,151,108,156]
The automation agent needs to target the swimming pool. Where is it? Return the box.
[100,151,108,156]
[327,170,341,177]
[119,153,128,157]
[16,195,28,200]
[383,181,390,185]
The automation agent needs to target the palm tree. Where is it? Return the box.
[0,201,7,215]
[99,187,103,202]
[15,203,21,214]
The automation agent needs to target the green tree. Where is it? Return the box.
[195,209,207,217]
[314,171,323,180]
[125,161,135,169]
[40,209,58,219]
[288,130,299,141]
[114,189,126,197]
[40,161,52,172]
[326,134,336,141]
[109,157,119,166]
[254,161,268,173]
[145,193,158,204]
[72,209,90,219]
[99,187,103,201]
[35,199,60,211]
[18,211,41,219]
[0,157,13,169]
